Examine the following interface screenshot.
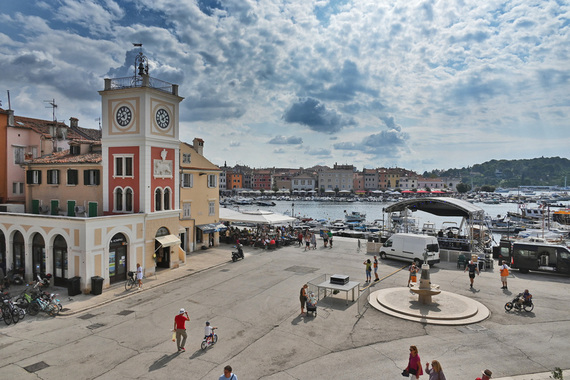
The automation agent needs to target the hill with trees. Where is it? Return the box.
[422,157,570,190]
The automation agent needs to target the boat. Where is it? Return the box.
[256,200,276,206]
[344,211,366,222]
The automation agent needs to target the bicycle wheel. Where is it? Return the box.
[524,303,534,312]
[125,279,135,291]
[2,306,12,325]
[212,334,218,344]
[504,302,513,311]
[201,341,207,350]
[50,303,61,315]
[28,302,41,316]
[11,309,20,324]
[46,304,58,317]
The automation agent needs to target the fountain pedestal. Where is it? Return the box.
[409,264,441,305]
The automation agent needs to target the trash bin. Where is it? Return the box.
[91,276,104,295]
[68,276,81,296]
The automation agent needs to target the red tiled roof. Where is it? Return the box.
[27,150,102,164]
[12,115,83,140]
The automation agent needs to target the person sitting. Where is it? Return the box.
[204,321,217,343]
[517,289,532,307]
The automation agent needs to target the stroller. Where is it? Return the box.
[306,291,317,316]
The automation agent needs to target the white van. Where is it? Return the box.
[379,233,440,265]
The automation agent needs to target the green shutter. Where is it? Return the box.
[31,199,40,214]
[67,200,76,216]
[88,202,98,217]
[51,200,59,215]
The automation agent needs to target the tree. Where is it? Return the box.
[456,183,471,193]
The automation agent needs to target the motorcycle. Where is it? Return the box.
[231,244,244,262]
[505,293,534,312]
[34,273,52,289]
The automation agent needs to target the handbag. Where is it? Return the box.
[401,369,409,377]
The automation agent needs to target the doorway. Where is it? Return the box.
[32,233,46,277]
[53,235,68,286]
[109,233,127,284]
[155,227,171,269]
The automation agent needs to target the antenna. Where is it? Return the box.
[94,117,101,130]
[44,98,58,123]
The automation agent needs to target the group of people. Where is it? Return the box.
[404,345,493,380]
[173,308,238,379]
[464,258,512,290]
[300,231,318,250]
[364,256,380,282]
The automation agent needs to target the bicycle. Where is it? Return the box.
[125,271,136,291]
[201,327,218,350]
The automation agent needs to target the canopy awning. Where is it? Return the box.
[219,208,296,225]
[155,234,181,248]
[197,223,218,234]
[384,197,484,218]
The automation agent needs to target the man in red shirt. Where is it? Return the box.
[174,308,189,352]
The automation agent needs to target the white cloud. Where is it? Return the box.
[0,0,568,171]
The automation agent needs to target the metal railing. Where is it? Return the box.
[105,76,177,95]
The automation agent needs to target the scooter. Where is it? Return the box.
[231,244,244,262]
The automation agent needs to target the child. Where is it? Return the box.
[204,321,216,343]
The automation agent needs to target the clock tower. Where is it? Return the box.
[99,50,184,215]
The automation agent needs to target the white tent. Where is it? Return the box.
[219,208,296,225]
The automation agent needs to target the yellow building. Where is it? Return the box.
[179,139,221,252]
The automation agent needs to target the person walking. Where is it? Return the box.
[499,260,510,289]
[219,365,238,380]
[373,255,380,282]
[173,308,189,352]
[310,232,317,250]
[464,258,480,288]
[364,259,372,282]
[299,284,308,316]
[407,262,419,287]
[304,233,311,251]
[404,345,423,379]
[297,231,303,247]
[425,360,446,380]
[136,263,143,290]
[328,231,333,248]
[476,369,493,380]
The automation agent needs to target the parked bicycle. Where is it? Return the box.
[1,292,21,325]
[125,271,137,291]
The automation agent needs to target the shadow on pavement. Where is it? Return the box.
[149,352,180,371]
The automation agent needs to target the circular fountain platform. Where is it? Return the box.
[368,288,490,325]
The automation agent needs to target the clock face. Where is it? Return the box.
[116,106,132,127]
[156,108,170,129]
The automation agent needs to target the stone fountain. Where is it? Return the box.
[409,251,441,304]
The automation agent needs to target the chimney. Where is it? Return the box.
[193,138,204,156]
[7,109,15,126]
[69,117,79,128]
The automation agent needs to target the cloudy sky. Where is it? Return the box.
[1,0,569,172]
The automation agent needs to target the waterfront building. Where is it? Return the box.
[179,139,221,252]
[252,169,272,191]
[291,172,316,192]
[363,168,379,190]
[318,163,354,192]
[353,172,365,194]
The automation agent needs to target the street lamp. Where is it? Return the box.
[292,203,295,217]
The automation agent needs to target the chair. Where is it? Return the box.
[457,254,467,269]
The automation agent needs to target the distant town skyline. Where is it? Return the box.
[1,1,569,173]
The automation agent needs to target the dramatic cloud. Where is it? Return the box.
[283,98,356,133]
[268,135,303,145]
[1,1,569,171]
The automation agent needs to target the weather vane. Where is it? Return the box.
[133,43,148,79]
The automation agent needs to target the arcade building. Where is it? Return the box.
[0,52,221,291]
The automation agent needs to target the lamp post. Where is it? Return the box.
[292,203,295,218]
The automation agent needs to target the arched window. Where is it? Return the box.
[164,188,171,210]
[125,188,133,212]
[115,187,123,211]
[155,188,162,211]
